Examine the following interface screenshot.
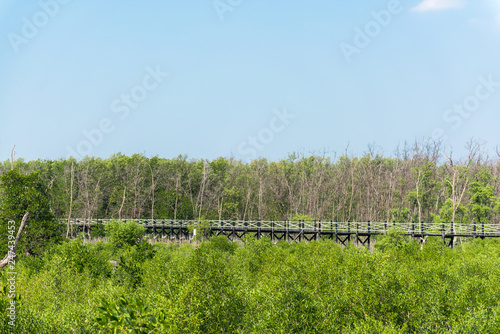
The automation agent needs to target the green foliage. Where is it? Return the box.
[0,170,63,256]
[389,207,410,223]
[375,227,416,253]
[3,151,500,224]
[96,295,168,333]
[188,220,211,241]
[439,198,467,224]
[290,213,316,221]
[112,240,155,288]
[51,239,113,279]
[3,237,500,332]
[406,162,438,222]
[105,220,144,249]
[469,168,498,223]
[0,170,53,222]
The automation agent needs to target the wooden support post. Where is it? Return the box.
[450,221,454,248]
[348,221,351,243]
[299,220,302,241]
[271,220,274,243]
[482,220,485,239]
[285,220,289,242]
[441,221,445,244]
[179,219,184,240]
[367,221,370,248]
[314,220,317,240]
[257,220,261,239]
[232,219,236,241]
[473,221,476,239]
[356,222,359,246]
[318,220,321,240]
[170,219,173,240]
[335,221,338,243]
[384,221,387,233]
[302,220,305,241]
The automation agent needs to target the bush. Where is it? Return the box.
[112,240,155,288]
[96,295,168,333]
[5,234,500,332]
[50,239,113,279]
[0,170,63,257]
[105,220,144,249]
[290,213,316,221]
[374,227,417,253]
[188,220,211,241]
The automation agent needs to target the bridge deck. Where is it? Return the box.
[62,219,500,239]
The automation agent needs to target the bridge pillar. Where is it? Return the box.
[232,219,236,242]
[285,220,289,242]
[271,220,275,243]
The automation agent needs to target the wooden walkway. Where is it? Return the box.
[63,219,500,248]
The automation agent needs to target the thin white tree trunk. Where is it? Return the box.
[0,212,29,269]
[66,161,74,238]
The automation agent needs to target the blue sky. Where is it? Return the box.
[0,0,499,162]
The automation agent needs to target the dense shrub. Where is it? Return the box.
[0,170,63,256]
[112,240,156,288]
[104,220,144,249]
[1,236,500,332]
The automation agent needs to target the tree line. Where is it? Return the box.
[1,140,499,225]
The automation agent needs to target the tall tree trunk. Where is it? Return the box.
[66,161,74,238]
[118,187,127,220]
[10,145,15,170]
[174,176,180,220]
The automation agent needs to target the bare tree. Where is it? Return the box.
[66,161,74,238]
[118,187,127,220]
[148,160,160,220]
[10,145,15,170]
[441,141,482,247]
[197,162,209,220]
[76,160,102,239]
[0,213,29,269]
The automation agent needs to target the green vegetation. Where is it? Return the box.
[0,232,499,333]
[1,146,500,332]
[105,220,145,249]
[0,142,499,225]
[0,169,63,256]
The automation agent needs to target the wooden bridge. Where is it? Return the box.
[63,219,500,248]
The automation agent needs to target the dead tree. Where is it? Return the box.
[0,212,29,269]
[10,145,15,170]
[66,161,74,238]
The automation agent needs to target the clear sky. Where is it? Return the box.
[0,0,499,162]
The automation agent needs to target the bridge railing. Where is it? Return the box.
[61,219,500,236]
